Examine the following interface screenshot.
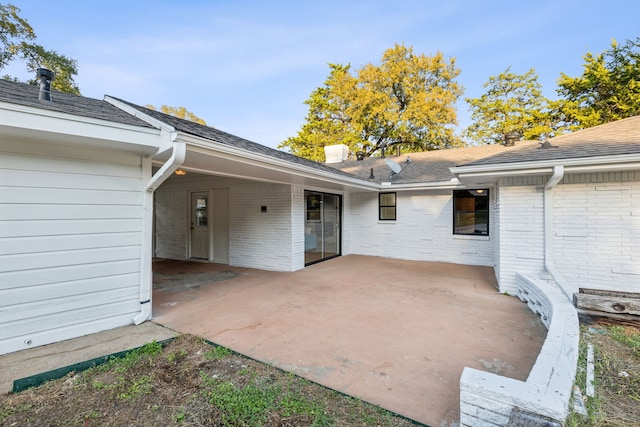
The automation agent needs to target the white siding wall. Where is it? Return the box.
[347,190,494,266]
[229,183,296,271]
[553,173,640,294]
[0,139,146,355]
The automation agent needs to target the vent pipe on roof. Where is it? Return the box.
[504,131,518,147]
[37,68,54,101]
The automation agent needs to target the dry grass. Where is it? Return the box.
[0,335,419,427]
[567,318,640,427]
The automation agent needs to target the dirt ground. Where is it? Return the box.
[568,317,640,427]
[0,335,420,427]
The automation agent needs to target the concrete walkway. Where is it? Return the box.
[0,322,177,394]
[153,255,547,426]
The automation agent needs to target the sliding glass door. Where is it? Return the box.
[304,191,341,265]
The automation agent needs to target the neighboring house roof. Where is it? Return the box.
[108,97,366,181]
[461,115,640,168]
[0,79,153,129]
[329,141,539,184]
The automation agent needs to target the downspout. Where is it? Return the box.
[543,165,573,301]
[133,134,186,325]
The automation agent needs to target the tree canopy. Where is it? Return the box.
[279,44,463,161]
[464,68,554,145]
[1,2,79,94]
[146,104,207,125]
[554,37,640,131]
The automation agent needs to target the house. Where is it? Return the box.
[2,75,639,360]
[331,120,640,299]
[0,78,378,356]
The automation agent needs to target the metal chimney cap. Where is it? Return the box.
[37,68,55,79]
[504,131,519,146]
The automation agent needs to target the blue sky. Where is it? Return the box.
[7,1,639,148]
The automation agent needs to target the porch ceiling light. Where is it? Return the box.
[174,169,187,176]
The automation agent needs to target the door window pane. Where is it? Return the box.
[195,197,208,226]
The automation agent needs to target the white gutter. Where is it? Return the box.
[543,165,573,301]
[380,178,465,191]
[104,97,186,325]
[133,136,185,325]
[146,135,186,191]
[451,153,640,175]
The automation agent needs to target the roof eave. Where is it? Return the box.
[0,100,162,155]
[450,154,640,179]
[176,133,380,191]
[379,179,464,191]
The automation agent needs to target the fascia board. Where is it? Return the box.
[177,133,380,191]
[104,96,175,132]
[380,179,464,191]
[450,154,640,176]
[0,102,161,154]
[104,96,177,153]
[175,134,482,192]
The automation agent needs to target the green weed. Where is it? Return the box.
[167,349,188,363]
[609,326,640,356]
[204,345,232,360]
[209,380,281,426]
[118,374,153,400]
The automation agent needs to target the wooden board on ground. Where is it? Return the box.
[574,288,640,320]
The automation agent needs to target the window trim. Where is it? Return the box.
[379,192,397,221]
[452,189,490,236]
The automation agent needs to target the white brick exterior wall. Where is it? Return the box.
[346,190,494,266]
[494,177,546,294]
[552,174,640,294]
[154,189,188,260]
[229,183,297,271]
[494,172,640,295]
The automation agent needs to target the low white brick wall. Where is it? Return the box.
[460,273,579,426]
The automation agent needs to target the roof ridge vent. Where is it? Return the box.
[37,68,54,101]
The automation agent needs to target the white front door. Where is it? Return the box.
[190,192,209,259]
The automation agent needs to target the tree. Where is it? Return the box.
[1,2,79,94]
[464,68,554,145]
[554,37,640,131]
[146,104,207,125]
[280,44,463,161]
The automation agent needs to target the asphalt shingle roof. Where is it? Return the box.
[4,78,639,186]
[332,115,640,183]
[0,79,153,128]
[329,142,539,184]
[109,98,364,180]
[462,115,640,167]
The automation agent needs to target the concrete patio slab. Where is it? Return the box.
[152,255,547,426]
